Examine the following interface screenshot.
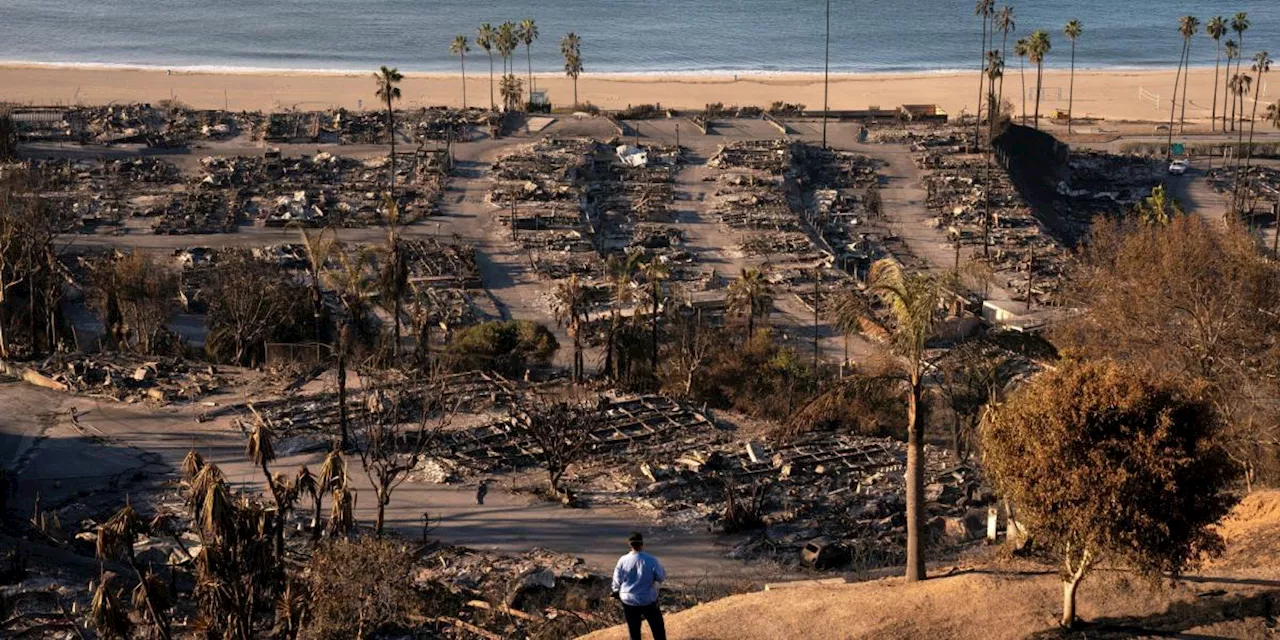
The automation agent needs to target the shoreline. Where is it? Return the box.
[0,63,1257,123]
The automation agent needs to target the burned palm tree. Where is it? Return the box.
[726,266,773,341]
[90,574,133,640]
[295,465,322,531]
[552,274,589,382]
[374,66,404,197]
[639,259,670,376]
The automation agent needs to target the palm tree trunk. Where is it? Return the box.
[526,44,533,101]
[1169,40,1187,156]
[650,287,660,375]
[1179,41,1192,134]
[1034,61,1044,130]
[1212,43,1222,132]
[386,97,396,197]
[904,375,925,582]
[573,76,579,107]
[976,17,988,145]
[998,31,1008,131]
[460,53,467,110]
[1247,78,1263,168]
[488,53,495,110]
[337,348,350,450]
[1020,57,1027,126]
[1067,42,1076,134]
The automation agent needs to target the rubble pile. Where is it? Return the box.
[922,151,1065,305]
[22,157,185,231]
[489,138,602,284]
[439,395,723,476]
[19,354,225,404]
[252,371,522,436]
[1055,152,1162,228]
[593,143,680,256]
[622,432,986,571]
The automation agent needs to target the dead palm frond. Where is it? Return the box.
[131,568,173,620]
[96,503,144,562]
[198,481,235,541]
[180,448,205,481]
[318,448,348,494]
[186,462,226,515]
[296,465,323,531]
[274,578,311,639]
[90,574,133,640]
[327,485,357,537]
[245,419,276,468]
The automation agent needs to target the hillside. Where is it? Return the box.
[581,491,1280,640]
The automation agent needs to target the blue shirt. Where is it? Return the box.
[612,551,666,606]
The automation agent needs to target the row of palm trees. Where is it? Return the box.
[447,21,585,111]
[972,3,1060,135]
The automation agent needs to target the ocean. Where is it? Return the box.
[2,0,1279,75]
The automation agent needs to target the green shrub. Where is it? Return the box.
[443,320,558,377]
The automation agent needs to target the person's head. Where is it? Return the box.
[628,532,644,552]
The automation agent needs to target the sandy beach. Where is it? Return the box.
[0,64,1261,124]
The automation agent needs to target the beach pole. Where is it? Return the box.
[822,0,830,149]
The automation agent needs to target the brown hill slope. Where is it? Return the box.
[581,491,1280,640]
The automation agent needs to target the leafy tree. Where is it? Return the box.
[1133,183,1184,226]
[86,251,179,354]
[444,320,558,377]
[204,252,310,367]
[1058,215,1280,486]
[981,361,1239,628]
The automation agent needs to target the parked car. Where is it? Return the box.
[1168,159,1189,175]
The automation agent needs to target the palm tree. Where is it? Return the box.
[294,465,322,531]
[726,267,773,341]
[451,35,470,110]
[323,248,373,450]
[985,50,1004,131]
[996,7,1015,128]
[1231,13,1250,131]
[1063,20,1082,134]
[1267,98,1280,130]
[552,274,588,382]
[1207,17,1226,132]
[639,260,670,375]
[831,289,866,375]
[1028,30,1051,130]
[1224,40,1240,131]
[518,19,538,98]
[863,259,948,582]
[377,196,407,359]
[603,251,641,379]
[374,66,403,197]
[974,0,995,144]
[1178,16,1200,135]
[1015,37,1030,126]
[500,73,524,112]
[477,24,496,110]
[1246,51,1272,168]
[1168,17,1198,152]
[291,223,333,342]
[498,22,517,76]
[561,32,584,107]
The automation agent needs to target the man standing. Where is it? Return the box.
[612,532,667,640]
[475,479,488,505]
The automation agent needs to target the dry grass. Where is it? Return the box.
[580,491,1280,640]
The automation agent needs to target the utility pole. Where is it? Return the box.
[822,0,831,149]
[1025,245,1035,310]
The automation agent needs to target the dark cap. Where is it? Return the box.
[628,532,644,544]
